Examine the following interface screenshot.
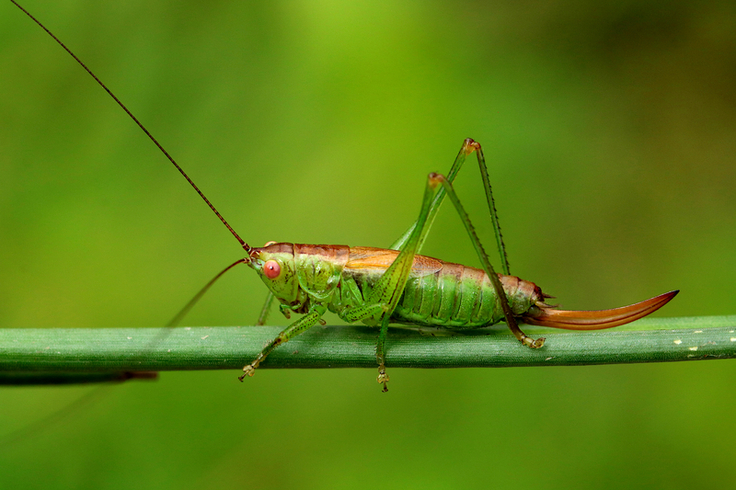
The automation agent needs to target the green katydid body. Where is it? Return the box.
[252,243,543,330]
[249,242,675,333]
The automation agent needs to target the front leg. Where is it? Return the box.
[239,304,327,380]
[255,291,276,325]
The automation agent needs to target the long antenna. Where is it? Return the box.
[11,0,247,248]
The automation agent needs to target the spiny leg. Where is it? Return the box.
[389,139,472,252]
[341,301,393,391]
[255,291,276,326]
[432,173,544,348]
[372,155,526,389]
[467,140,510,275]
[376,315,391,392]
[389,139,510,275]
[239,304,327,380]
[367,174,444,389]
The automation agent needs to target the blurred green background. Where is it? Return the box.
[1,0,735,488]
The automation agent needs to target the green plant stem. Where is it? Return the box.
[0,316,734,384]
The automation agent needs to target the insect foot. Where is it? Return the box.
[377,365,390,393]
[522,336,546,349]
[238,365,256,381]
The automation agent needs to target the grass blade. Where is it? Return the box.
[0,316,734,384]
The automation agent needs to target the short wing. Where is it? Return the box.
[345,246,443,277]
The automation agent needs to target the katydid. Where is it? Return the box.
[13,1,678,392]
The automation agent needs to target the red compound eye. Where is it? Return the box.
[264,260,281,279]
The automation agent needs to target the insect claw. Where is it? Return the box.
[377,365,390,392]
[239,364,256,381]
[521,335,545,349]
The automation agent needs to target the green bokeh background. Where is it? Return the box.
[1,1,735,488]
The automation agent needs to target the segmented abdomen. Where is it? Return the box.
[341,247,540,329]
[391,262,504,328]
